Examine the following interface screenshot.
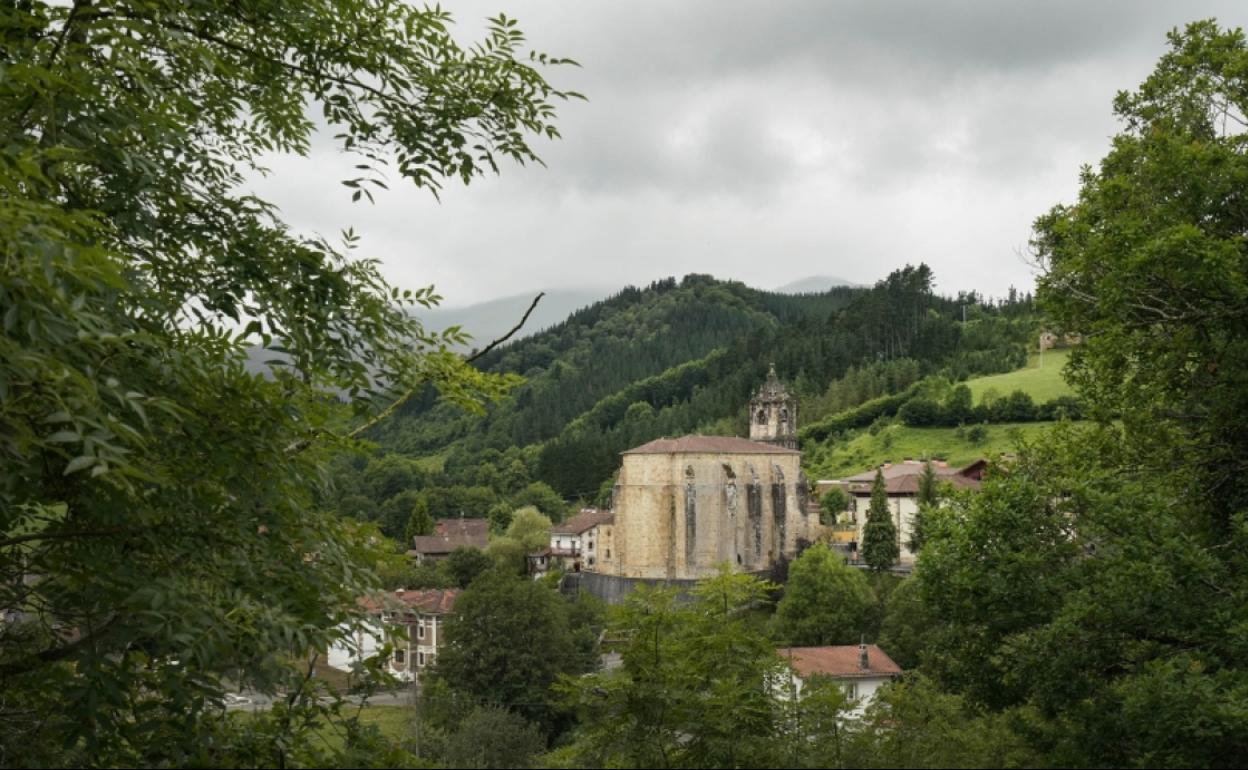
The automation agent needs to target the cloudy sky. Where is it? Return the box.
[250,1,1247,308]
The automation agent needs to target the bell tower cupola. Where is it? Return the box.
[749,364,797,450]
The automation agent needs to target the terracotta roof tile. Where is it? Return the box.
[622,435,799,455]
[552,508,614,535]
[843,460,985,494]
[359,588,460,615]
[411,518,489,554]
[777,645,902,679]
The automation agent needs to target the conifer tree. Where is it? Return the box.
[863,468,899,570]
[909,460,939,553]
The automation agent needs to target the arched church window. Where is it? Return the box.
[780,407,789,426]
[756,409,767,424]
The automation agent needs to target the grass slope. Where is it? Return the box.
[804,422,1058,480]
[966,348,1074,404]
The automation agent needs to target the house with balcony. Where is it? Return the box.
[528,508,614,577]
[327,588,460,682]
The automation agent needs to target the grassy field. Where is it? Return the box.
[234,704,412,755]
[317,705,411,753]
[966,348,1074,404]
[804,421,1058,479]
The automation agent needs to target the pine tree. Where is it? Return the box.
[909,461,939,553]
[863,468,899,571]
[404,496,435,543]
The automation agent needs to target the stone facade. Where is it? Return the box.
[577,369,821,600]
[605,437,817,580]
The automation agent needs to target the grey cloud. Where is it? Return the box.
[247,1,1248,310]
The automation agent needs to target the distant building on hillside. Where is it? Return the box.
[407,517,489,564]
[1039,330,1083,351]
[817,459,986,565]
[775,643,903,718]
[327,588,459,682]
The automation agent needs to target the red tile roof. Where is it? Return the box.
[777,645,902,679]
[623,435,799,455]
[411,517,489,554]
[360,588,460,615]
[843,460,985,495]
[552,508,614,535]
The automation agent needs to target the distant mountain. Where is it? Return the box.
[415,288,609,352]
[365,270,1042,499]
[773,275,862,294]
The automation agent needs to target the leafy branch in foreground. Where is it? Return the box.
[0,1,576,765]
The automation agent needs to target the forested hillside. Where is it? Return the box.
[330,266,1043,539]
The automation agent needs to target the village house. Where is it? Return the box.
[528,508,614,578]
[407,517,489,564]
[326,588,459,682]
[818,459,986,565]
[775,643,903,718]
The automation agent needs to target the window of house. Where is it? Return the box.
[418,620,426,640]
[844,682,858,700]
[587,541,593,550]
[756,409,767,424]
[394,648,406,664]
[606,549,611,559]
[417,651,425,667]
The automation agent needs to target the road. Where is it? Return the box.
[224,687,417,712]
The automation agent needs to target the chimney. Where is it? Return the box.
[858,641,869,671]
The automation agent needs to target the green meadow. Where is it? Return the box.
[966,348,1075,404]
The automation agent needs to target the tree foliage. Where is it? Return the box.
[424,570,595,736]
[557,569,784,768]
[862,470,899,571]
[909,20,1248,766]
[440,705,546,770]
[773,543,876,645]
[0,1,575,764]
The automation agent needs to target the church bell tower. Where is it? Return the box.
[749,364,797,450]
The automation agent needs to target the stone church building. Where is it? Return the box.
[581,366,823,601]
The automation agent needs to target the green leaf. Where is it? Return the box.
[63,455,95,475]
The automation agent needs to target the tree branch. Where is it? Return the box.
[17,0,90,130]
[286,292,544,453]
[465,291,545,364]
[0,614,117,680]
[0,527,148,550]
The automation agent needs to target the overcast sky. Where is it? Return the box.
[249,1,1247,308]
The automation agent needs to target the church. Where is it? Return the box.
[579,366,824,602]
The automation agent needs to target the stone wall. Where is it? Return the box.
[574,570,772,605]
[609,450,819,581]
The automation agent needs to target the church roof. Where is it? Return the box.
[622,435,799,455]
